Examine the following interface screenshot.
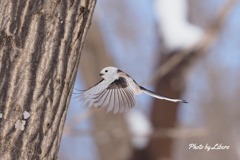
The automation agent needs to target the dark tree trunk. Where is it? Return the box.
[147,53,187,160]
[130,1,236,158]
[130,52,188,160]
[0,0,96,159]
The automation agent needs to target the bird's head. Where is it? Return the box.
[99,66,119,80]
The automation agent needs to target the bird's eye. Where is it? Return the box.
[105,70,108,73]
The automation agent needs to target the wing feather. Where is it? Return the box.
[121,88,130,112]
[118,88,126,113]
[79,77,137,113]
[107,90,115,112]
[125,88,135,110]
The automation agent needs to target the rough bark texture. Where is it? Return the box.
[0,0,96,159]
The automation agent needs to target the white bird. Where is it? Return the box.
[78,66,187,114]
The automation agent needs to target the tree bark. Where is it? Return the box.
[0,0,96,159]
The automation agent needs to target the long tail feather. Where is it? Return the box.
[140,86,188,103]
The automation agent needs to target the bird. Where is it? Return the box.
[78,66,187,114]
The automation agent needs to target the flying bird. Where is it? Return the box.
[78,66,187,114]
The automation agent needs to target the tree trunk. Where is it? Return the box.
[130,52,188,160]
[0,0,96,159]
[146,53,187,160]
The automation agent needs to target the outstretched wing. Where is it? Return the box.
[80,77,136,114]
[77,79,109,103]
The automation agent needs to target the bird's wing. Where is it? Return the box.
[81,77,136,114]
[77,79,109,102]
[140,86,188,103]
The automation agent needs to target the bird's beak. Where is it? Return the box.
[99,73,104,76]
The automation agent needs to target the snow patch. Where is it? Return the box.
[154,0,203,50]
[23,111,30,119]
[15,120,26,131]
[14,111,30,131]
[125,110,153,149]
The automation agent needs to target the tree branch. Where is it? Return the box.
[150,0,238,84]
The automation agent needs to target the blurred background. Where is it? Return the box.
[58,0,240,159]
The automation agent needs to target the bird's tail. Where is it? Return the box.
[140,86,188,103]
